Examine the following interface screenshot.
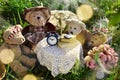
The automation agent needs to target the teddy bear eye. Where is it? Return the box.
[94,38,97,40]
[74,27,76,30]
[91,41,94,44]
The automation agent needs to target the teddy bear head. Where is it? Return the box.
[3,25,25,45]
[88,32,107,47]
[66,19,86,35]
[23,6,50,27]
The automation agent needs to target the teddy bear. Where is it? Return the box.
[76,30,108,57]
[58,18,86,48]
[22,6,56,50]
[0,25,36,77]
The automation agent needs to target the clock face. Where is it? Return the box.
[47,36,58,46]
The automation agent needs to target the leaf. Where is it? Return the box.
[106,10,116,15]
[109,13,120,26]
[94,52,99,65]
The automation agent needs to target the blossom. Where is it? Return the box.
[84,44,118,71]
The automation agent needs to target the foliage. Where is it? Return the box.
[0,16,10,46]
[0,0,41,26]
[112,26,120,50]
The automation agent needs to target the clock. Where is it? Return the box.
[47,32,59,46]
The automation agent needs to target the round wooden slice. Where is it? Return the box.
[0,49,14,64]
[76,4,93,21]
[23,74,37,80]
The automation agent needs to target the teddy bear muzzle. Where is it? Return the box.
[13,36,25,44]
[18,37,25,44]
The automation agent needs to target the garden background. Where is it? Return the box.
[0,0,120,80]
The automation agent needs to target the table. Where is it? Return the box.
[34,38,84,77]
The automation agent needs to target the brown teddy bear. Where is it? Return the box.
[22,6,56,50]
[0,25,36,77]
[76,30,107,57]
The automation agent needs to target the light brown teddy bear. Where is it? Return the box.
[0,25,36,77]
[58,19,86,48]
[22,6,56,50]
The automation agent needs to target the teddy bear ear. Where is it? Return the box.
[3,28,11,41]
[15,24,23,30]
[41,7,51,21]
[23,8,32,22]
[80,22,86,30]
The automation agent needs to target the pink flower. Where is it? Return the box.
[106,54,112,62]
[87,59,96,69]
[103,44,110,50]
[114,57,119,63]
[109,48,115,53]
[86,44,119,70]
[99,52,107,62]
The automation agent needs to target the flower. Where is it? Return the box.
[87,59,96,69]
[84,44,118,71]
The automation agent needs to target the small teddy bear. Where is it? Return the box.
[0,25,36,77]
[78,31,108,57]
[58,19,86,48]
[22,6,56,50]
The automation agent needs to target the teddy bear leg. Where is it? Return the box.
[19,55,36,68]
[10,60,28,77]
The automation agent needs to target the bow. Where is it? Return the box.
[25,27,46,44]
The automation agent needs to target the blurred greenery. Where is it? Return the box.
[0,0,120,80]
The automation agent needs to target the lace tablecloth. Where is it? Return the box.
[34,38,83,77]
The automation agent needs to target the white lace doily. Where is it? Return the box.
[34,38,83,77]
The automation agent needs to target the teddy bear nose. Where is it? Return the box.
[37,16,40,20]
[21,38,25,42]
[70,31,73,34]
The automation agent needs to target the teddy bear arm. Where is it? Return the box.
[45,22,56,32]
[22,25,32,36]
[19,55,36,68]
[10,60,28,77]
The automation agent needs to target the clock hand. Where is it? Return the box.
[50,38,54,41]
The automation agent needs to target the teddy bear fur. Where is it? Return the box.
[22,6,56,50]
[0,25,36,77]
